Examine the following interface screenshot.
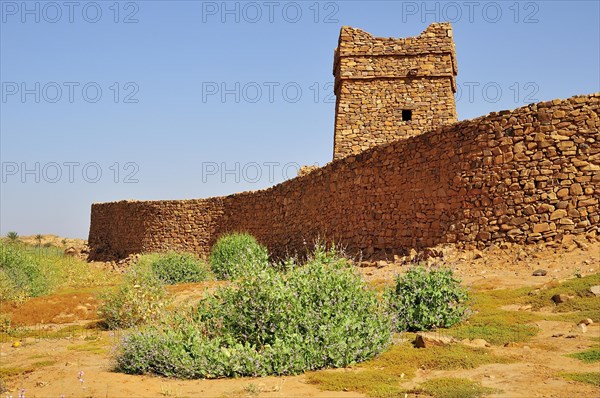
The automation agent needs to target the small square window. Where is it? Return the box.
[401,109,412,121]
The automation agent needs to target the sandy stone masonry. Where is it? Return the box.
[333,23,458,160]
[88,93,600,261]
[88,24,599,261]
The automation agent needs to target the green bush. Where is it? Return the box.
[139,251,212,285]
[209,233,269,280]
[0,242,52,300]
[386,266,469,331]
[116,249,391,378]
[99,266,168,329]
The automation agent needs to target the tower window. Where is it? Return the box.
[402,109,412,121]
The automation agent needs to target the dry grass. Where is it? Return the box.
[0,357,56,391]
[565,344,600,363]
[411,377,498,398]
[307,341,511,397]
[446,288,540,345]
[561,372,600,387]
[0,367,33,379]
[66,337,108,355]
[308,273,600,397]
[523,273,600,323]
[307,369,403,398]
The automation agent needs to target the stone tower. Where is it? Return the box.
[332,23,458,160]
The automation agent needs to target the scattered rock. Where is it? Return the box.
[408,248,418,261]
[297,165,319,177]
[565,335,578,339]
[590,285,600,297]
[532,269,547,276]
[376,260,387,269]
[551,333,564,338]
[64,247,78,256]
[552,294,570,304]
[575,240,589,251]
[414,332,456,348]
[579,318,594,325]
[503,342,519,347]
[578,323,588,333]
[565,243,578,252]
[465,338,491,348]
[11,341,21,348]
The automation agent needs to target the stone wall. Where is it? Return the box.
[333,23,458,160]
[89,94,600,261]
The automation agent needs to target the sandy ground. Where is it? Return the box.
[1,238,599,397]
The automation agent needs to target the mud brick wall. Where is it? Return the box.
[89,94,600,261]
[333,23,458,160]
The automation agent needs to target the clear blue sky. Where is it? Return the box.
[1,0,599,239]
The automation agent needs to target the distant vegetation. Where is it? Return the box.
[0,239,114,303]
[0,241,52,301]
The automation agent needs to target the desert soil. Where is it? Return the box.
[1,238,599,398]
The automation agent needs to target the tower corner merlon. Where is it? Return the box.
[332,23,459,160]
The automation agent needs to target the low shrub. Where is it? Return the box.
[138,251,212,285]
[99,266,168,329]
[116,249,391,378]
[208,233,269,280]
[386,265,469,331]
[445,287,540,345]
